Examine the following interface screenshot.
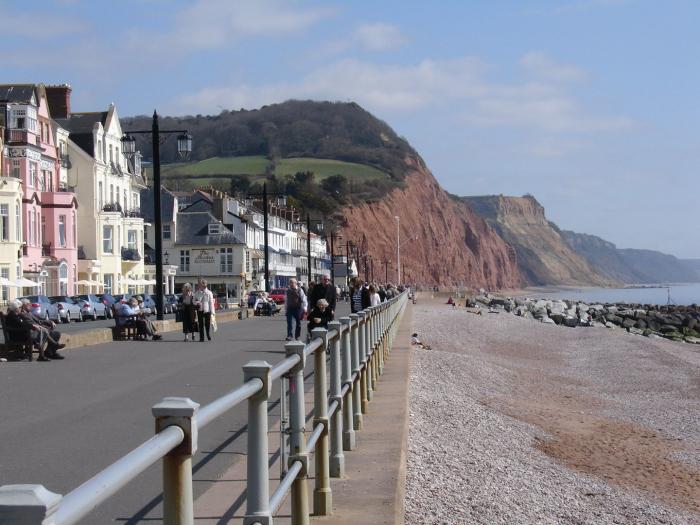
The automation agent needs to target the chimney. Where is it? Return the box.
[45,84,72,118]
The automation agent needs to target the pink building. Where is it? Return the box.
[0,84,78,295]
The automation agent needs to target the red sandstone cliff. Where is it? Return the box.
[339,161,523,290]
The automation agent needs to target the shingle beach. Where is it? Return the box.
[405,297,700,524]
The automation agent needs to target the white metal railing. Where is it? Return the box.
[0,292,408,525]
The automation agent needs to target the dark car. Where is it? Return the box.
[72,294,109,320]
[99,294,117,318]
[21,295,61,322]
[164,294,179,314]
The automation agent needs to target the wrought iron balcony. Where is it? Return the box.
[102,202,123,213]
[60,154,71,169]
[124,208,143,218]
[121,247,142,261]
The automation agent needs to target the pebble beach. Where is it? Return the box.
[405,297,700,524]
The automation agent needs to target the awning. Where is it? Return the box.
[89,280,105,287]
[15,278,41,287]
[75,280,93,286]
[0,277,20,287]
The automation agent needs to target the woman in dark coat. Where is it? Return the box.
[179,283,198,341]
[307,298,333,339]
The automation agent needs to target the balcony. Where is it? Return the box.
[102,202,123,213]
[6,129,32,144]
[78,245,87,260]
[121,247,142,261]
[60,154,71,169]
[42,243,52,257]
[124,208,143,219]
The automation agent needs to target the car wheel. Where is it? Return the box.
[78,311,83,322]
[92,311,98,321]
[64,312,71,323]
[106,307,113,319]
[44,312,49,321]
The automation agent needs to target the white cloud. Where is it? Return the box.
[520,51,588,82]
[353,23,407,51]
[172,53,632,138]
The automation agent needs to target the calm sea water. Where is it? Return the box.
[529,283,700,306]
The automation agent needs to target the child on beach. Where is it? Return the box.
[411,333,432,350]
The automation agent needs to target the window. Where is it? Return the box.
[123,190,127,208]
[116,189,120,206]
[179,250,190,272]
[208,223,222,235]
[104,274,113,295]
[72,212,76,247]
[144,228,148,241]
[97,140,102,160]
[28,211,34,245]
[11,160,20,178]
[163,224,171,240]
[103,225,113,254]
[0,205,8,241]
[29,162,37,188]
[98,181,103,208]
[109,144,113,163]
[58,215,66,247]
[220,247,234,273]
[15,204,21,241]
[0,267,8,301]
[41,215,46,244]
[127,230,137,250]
[35,211,39,245]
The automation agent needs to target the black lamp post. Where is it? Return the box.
[121,111,192,320]
[244,182,286,291]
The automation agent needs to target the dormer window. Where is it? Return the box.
[208,223,222,235]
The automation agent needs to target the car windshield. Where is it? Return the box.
[49,296,73,303]
[24,296,40,302]
[74,295,91,301]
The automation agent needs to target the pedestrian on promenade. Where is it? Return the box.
[369,284,381,307]
[194,279,216,342]
[350,277,363,313]
[309,275,337,319]
[284,278,307,341]
[178,283,198,342]
[307,298,333,340]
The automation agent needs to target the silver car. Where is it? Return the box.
[49,296,85,323]
[71,294,109,320]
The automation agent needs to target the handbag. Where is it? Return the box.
[211,313,218,333]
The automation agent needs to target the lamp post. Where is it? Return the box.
[122,111,191,320]
[394,216,401,285]
[244,183,286,291]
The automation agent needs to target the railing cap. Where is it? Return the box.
[152,397,199,418]
[0,484,62,522]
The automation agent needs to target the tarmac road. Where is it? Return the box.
[0,304,348,523]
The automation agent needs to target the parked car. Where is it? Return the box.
[99,294,118,318]
[165,294,180,314]
[20,295,61,322]
[49,296,84,323]
[72,294,109,320]
[140,294,158,315]
[269,288,286,304]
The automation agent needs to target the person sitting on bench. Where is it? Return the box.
[117,297,162,340]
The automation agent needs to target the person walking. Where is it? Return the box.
[369,284,381,306]
[284,278,307,341]
[179,283,198,342]
[309,275,337,319]
[194,279,216,342]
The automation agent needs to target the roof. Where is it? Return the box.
[140,186,177,223]
[176,211,245,246]
[55,111,108,157]
[0,84,36,103]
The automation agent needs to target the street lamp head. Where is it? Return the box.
[177,132,193,160]
[121,133,136,160]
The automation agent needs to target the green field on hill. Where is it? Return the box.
[156,156,388,183]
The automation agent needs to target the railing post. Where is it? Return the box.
[152,397,199,525]
[379,304,386,374]
[370,308,378,391]
[0,485,62,524]
[349,314,363,430]
[340,316,356,450]
[365,308,375,399]
[285,340,309,525]
[310,327,332,516]
[327,321,345,476]
[242,361,273,525]
[358,311,370,413]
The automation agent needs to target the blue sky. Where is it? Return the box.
[4,0,699,257]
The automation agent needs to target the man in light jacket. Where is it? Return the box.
[284,278,307,341]
[194,279,216,342]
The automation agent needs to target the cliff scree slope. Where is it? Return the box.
[463,195,612,286]
[340,160,522,290]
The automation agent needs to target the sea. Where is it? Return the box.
[527,282,700,306]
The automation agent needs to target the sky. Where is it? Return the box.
[4,0,699,257]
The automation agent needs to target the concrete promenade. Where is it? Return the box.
[0,300,413,523]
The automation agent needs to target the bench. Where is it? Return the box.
[112,304,140,341]
[0,311,34,361]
